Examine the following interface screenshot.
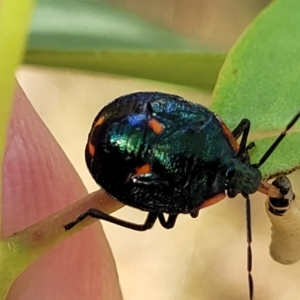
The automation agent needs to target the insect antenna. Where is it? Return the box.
[253,111,300,169]
[243,193,253,300]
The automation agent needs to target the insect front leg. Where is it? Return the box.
[64,210,159,231]
[231,118,251,140]
[231,118,254,156]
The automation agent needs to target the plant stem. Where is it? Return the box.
[0,189,123,299]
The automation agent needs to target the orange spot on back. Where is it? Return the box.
[135,163,151,175]
[148,118,165,134]
[95,115,105,127]
[87,116,105,158]
[88,142,95,157]
[199,193,226,209]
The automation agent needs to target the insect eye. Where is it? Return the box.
[226,166,235,179]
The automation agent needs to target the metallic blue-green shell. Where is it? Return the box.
[86,92,238,213]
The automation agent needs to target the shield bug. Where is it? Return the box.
[64,92,300,299]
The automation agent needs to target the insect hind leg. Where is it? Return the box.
[64,210,159,231]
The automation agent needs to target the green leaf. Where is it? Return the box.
[28,0,203,51]
[24,50,225,91]
[24,0,225,91]
[210,0,300,179]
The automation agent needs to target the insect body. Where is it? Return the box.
[86,92,260,216]
[65,92,275,230]
[64,92,300,300]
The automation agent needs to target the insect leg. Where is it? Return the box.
[231,118,254,157]
[190,210,199,218]
[246,142,255,151]
[64,210,159,231]
[231,118,251,140]
[158,213,178,229]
